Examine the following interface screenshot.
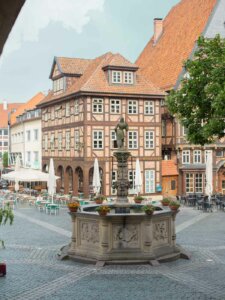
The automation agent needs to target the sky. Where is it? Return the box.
[0,0,180,103]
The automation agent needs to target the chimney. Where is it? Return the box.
[153,18,163,45]
[3,100,7,110]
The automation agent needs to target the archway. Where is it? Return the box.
[216,160,225,194]
[42,164,48,173]
[89,166,103,195]
[75,167,83,195]
[56,165,64,192]
[65,166,73,194]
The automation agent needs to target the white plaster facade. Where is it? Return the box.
[11,111,42,169]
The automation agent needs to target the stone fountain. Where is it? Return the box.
[65,118,188,265]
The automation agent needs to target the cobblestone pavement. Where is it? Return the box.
[1,205,225,299]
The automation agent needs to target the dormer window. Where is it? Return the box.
[112,71,122,83]
[53,77,64,94]
[124,72,133,84]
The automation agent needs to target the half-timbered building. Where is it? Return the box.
[38,52,165,197]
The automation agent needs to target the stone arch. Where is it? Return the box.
[56,165,64,192]
[42,164,48,173]
[65,166,73,194]
[75,167,84,195]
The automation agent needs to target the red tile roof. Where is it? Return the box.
[56,57,91,75]
[10,92,45,125]
[0,103,23,128]
[162,160,179,176]
[40,52,166,106]
[136,0,217,90]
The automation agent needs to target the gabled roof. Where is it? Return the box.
[40,52,166,107]
[10,92,45,125]
[136,0,217,90]
[0,103,23,128]
[162,160,179,176]
[102,53,138,70]
[49,57,92,78]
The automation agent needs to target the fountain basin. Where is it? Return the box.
[67,204,182,264]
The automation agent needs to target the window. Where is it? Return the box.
[128,131,138,149]
[111,131,117,149]
[216,150,223,157]
[74,130,80,150]
[27,151,31,162]
[53,77,64,93]
[110,99,121,114]
[34,129,38,141]
[74,100,79,114]
[123,72,133,84]
[128,100,138,114]
[93,131,103,149]
[171,180,176,190]
[205,150,212,163]
[161,99,165,106]
[145,131,154,149]
[111,171,117,195]
[195,173,203,193]
[44,135,48,150]
[112,71,122,83]
[144,101,154,115]
[65,102,70,117]
[145,170,155,193]
[3,129,8,135]
[162,120,166,137]
[34,151,39,163]
[58,133,62,150]
[26,130,31,141]
[128,170,136,194]
[51,108,55,120]
[92,98,103,113]
[183,126,188,136]
[50,134,54,150]
[194,150,201,164]
[4,141,8,146]
[182,150,190,164]
[66,132,70,150]
[222,180,225,189]
[185,173,194,193]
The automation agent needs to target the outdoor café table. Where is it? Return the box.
[45,203,59,215]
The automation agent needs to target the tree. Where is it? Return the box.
[167,35,225,145]
[2,152,8,168]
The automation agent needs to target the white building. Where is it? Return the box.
[10,92,45,169]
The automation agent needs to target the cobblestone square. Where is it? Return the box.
[1,205,225,300]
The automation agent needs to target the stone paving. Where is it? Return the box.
[0,205,225,299]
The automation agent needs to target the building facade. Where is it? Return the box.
[136,0,225,195]
[10,92,45,169]
[0,101,22,161]
[39,52,165,197]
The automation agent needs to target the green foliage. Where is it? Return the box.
[142,204,155,212]
[0,203,14,248]
[167,35,225,145]
[2,152,8,168]
[169,201,180,208]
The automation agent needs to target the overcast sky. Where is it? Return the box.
[0,0,179,103]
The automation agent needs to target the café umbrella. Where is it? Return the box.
[135,158,142,195]
[47,158,57,204]
[92,158,101,194]
[205,150,213,202]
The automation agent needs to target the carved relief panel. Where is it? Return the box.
[112,224,139,249]
[153,220,169,245]
[80,221,99,246]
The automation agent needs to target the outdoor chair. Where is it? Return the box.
[46,204,59,215]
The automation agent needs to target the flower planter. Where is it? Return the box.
[98,211,108,217]
[134,199,142,204]
[0,263,6,276]
[145,210,154,216]
[68,207,78,213]
[161,201,170,206]
[169,206,179,212]
[95,200,104,205]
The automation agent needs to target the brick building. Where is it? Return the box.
[39,52,165,197]
[136,0,225,195]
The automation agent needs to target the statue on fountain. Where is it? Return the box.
[115,117,128,149]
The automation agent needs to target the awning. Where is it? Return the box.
[2,168,59,182]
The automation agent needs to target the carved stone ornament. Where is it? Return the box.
[81,222,99,244]
[113,225,139,248]
[153,221,168,241]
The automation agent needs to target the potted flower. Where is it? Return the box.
[0,203,14,277]
[142,204,155,216]
[94,195,106,204]
[67,201,80,212]
[134,195,144,204]
[169,201,180,212]
[95,205,110,216]
[161,198,170,206]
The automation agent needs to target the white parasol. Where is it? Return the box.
[92,158,101,195]
[135,158,142,195]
